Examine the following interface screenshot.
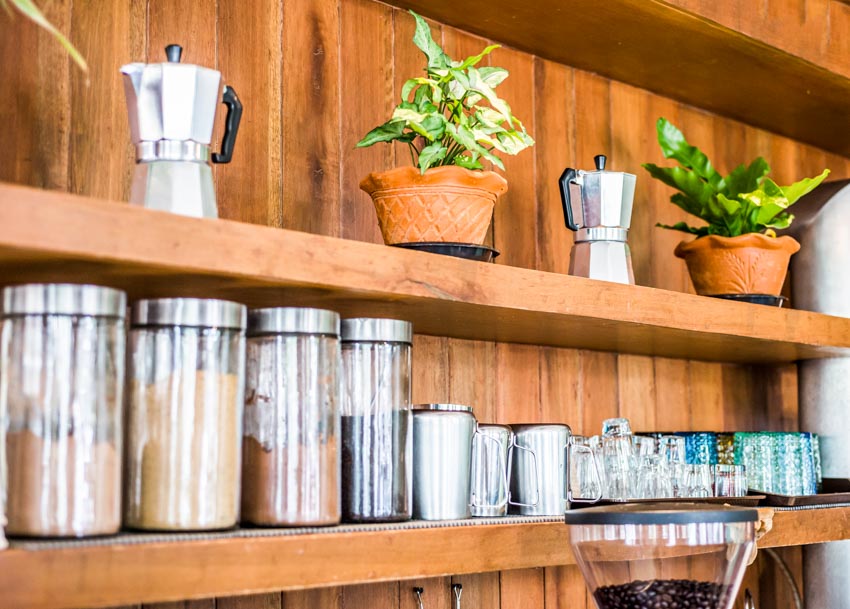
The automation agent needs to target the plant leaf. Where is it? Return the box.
[477,66,509,88]
[724,157,770,197]
[656,221,710,236]
[418,142,447,173]
[356,119,407,147]
[410,10,449,71]
[643,163,716,209]
[781,168,830,206]
[655,118,724,190]
[9,0,87,72]
[453,44,500,70]
[453,153,483,170]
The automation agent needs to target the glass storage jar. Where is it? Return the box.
[340,318,412,522]
[1,283,126,537]
[565,504,757,609]
[125,297,246,531]
[241,307,341,526]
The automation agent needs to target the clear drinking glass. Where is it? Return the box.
[340,318,413,522]
[241,308,341,527]
[659,435,687,497]
[1,284,126,537]
[125,298,247,531]
[601,418,636,501]
[632,435,658,457]
[714,464,747,497]
[681,432,718,465]
[812,433,823,493]
[569,435,603,503]
[686,464,713,498]
[734,432,773,493]
[798,432,818,496]
[636,454,673,499]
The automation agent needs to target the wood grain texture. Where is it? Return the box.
[217,0,283,226]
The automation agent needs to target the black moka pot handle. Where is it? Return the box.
[559,167,580,231]
[212,86,243,164]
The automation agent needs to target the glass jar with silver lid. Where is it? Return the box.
[1,283,126,537]
[125,297,247,531]
[340,318,412,522]
[242,307,341,526]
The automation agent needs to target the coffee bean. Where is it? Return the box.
[593,579,724,609]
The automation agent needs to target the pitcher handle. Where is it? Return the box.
[508,442,540,507]
[470,431,510,509]
[211,86,243,164]
[568,444,603,503]
[558,167,580,231]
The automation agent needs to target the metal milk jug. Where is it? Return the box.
[120,44,243,218]
[558,154,636,284]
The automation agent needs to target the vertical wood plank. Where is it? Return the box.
[495,344,541,424]
[147,1,216,66]
[217,0,283,226]
[580,351,619,437]
[500,569,545,609]
[540,347,581,430]
[544,565,587,609]
[412,334,449,404]
[400,578,451,609]
[0,0,71,191]
[68,0,146,202]
[343,583,400,609]
[340,0,393,243]
[451,573,500,609]
[281,0,340,235]
[448,339,496,421]
[653,358,690,431]
[617,355,656,432]
[688,361,725,431]
[218,593,281,609]
[144,601,214,609]
[491,46,537,270]
[534,58,575,275]
[283,588,340,609]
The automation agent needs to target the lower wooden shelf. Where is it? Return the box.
[1,506,848,609]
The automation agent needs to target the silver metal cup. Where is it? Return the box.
[509,424,572,516]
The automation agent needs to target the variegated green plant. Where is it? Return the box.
[643,118,828,237]
[1,0,87,71]
[357,10,533,174]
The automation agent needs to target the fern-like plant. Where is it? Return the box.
[1,0,87,71]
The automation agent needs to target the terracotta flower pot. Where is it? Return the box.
[359,165,508,245]
[674,233,801,296]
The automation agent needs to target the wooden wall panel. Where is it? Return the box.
[3,2,849,609]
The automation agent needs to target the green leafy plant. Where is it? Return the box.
[643,118,829,237]
[356,10,533,174]
[1,0,87,71]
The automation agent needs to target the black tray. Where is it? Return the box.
[392,241,500,262]
[570,495,764,509]
[752,478,850,507]
[710,293,788,307]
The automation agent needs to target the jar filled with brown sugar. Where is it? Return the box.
[241,307,341,526]
[125,298,246,531]
[1,284,126,537]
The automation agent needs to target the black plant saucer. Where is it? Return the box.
[392,241,500,263]
[710,294,788,307]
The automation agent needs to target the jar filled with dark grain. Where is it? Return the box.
[340,318,412,522]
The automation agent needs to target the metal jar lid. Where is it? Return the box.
[413,403,474,413]
[341,318,412,344]
[1,284,127,318]
[248,307,340,337]
[563,503,758,526]
[131,297,246,330]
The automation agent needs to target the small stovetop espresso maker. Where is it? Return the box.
[121,44,242,218]
[559,155,636,285]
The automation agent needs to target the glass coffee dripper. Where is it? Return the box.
[564,504,757,609]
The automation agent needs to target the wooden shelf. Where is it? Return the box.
[1,507,847,609]
[385,0,850,158]
[1,183,849,363]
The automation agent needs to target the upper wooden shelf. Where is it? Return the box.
[386,0,850,157]
[1,183,849,363]
[0,507,847,609]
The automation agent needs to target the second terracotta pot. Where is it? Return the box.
[359,166,508,245]
[674,233,801,296]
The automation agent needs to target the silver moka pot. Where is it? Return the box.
[558,155,636,284]
[121,44,242,218]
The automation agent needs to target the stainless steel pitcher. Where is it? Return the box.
[470,424,512,517]
[121,44,242,218]
[412,404,477,520]
[558,155,636,284]
[509,424,573,516]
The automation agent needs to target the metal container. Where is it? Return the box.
[413,404,477,521]
[121,44,242,218]
[510,423,572,516]
[241,307,341,527]
[470,424,512,517]
[125,297,247,531]
[340,318,413,522]
[786,179,850,608]
[1,284,126,537]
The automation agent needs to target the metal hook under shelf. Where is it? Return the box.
[413,587,424,609]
